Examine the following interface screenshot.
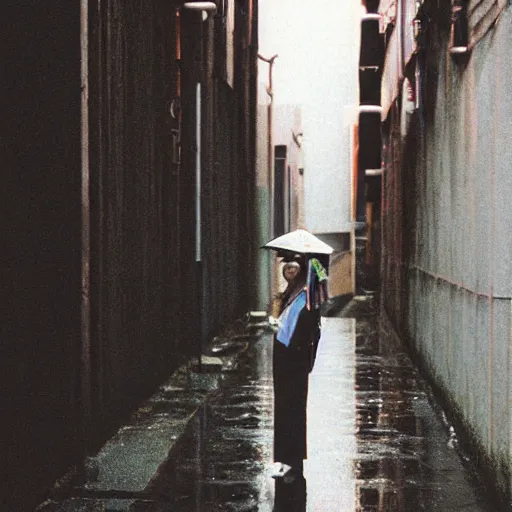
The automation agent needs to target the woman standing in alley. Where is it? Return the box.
[264,229,333,483]
[270,253,321,481]
[263,229,332,483]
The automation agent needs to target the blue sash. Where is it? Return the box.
[276,290,307,347]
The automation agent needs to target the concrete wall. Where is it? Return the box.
[273,104,304,231]
[302,103,356,234]
[255,92,354,306]
[1,4,82,508]
[299,5,362,235]
[328,251,354,297]
[389,5,512,499]
[255,100,306,310]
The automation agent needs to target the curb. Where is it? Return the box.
[36,318,270,511]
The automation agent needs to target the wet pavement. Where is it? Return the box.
[36,296,501,511]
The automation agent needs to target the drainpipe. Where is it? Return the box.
[195,82,202,371]
[182,2,217,372]
[80,0,92,466]
[257,53,278,240]
[257,53,278,298]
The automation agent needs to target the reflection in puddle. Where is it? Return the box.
[274,476,307,512]
[146,334,275,511]
[354,319,429,511]
[146,307,495,511]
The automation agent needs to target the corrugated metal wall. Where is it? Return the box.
[381,2,512,500]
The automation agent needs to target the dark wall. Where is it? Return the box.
[0,2,82,509]
[190,0,259,343]
[87,0,195,437]
[357,8,384,291]
[0,1,259,508]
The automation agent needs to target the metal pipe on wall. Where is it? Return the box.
[195,82,203,371]
[196,82,202,265]
[257,53,278,240]
[80,0,92,457]
[257,53,278,299]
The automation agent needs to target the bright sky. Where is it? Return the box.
[258,0,365,107]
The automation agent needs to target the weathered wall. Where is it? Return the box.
[87,0,190,435]
[328,251,354,297]
[273,104,303,233]
[382,3,512,501]
[0,0,259,508]
[1,3,82,509]
[200,0,259,334]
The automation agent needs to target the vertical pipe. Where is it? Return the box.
[196,82,202,264]
[268,70,274,239]
[398,0,403,76]
[257,53,278,299]
[509,300,512,487]
[176,11,181,101]
[248,0,253,43]
[488,58,497,453]
[287,164,292,233]
[196,82,203,371]
[268,58,277,299]
[352,124,359,294]
[257,53,278,237]
[80,0,92,454]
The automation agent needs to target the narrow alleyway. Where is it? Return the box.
[37,297,500,511]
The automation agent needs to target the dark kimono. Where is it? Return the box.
[273,289,321,469]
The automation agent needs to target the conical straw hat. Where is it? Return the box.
[262,229,333,255]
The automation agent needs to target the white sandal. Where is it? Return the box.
[270,462,292,479]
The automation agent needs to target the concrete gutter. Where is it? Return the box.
[37,319,269,509]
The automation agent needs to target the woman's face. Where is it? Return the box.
[282,261,302,283]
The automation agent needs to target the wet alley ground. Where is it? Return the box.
[37,296,501,511]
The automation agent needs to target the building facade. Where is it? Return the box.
[1,1,258,508]
[378,0,512,504]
